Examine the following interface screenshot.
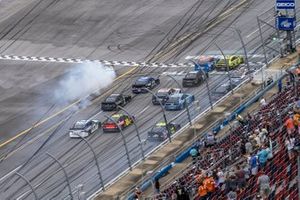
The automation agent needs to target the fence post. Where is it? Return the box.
[188,60,213,109]
[118,105,145,160]
[142,87,171,142]
[15,172,39,200]
[46,152,74,200]
[235,28,251,73]
[257,17,269,68]
[215,43,234,94]
[74,133,105,191]
[102,113,132,170]
[166,74,192,125]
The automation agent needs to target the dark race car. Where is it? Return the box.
[101,93,132,111]
[132,76,160,94]
[147,122,181,142]
[102,114,134,132]
[182,71,207,87]
[152,88,181,105]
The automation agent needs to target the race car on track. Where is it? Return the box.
[165,93,195,111]
[182,71,207,87]
[101,93,132,111]
[102,114,134,132]
[196,55,219,72]
[132,76,160,94]
[215,55,244,71]
[152,88,181,105]
[212,80,240,98]
[147,122,181,142]
[69,120,101,138]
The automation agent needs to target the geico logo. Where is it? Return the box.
[276,2,295,7]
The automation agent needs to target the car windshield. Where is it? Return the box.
[167,96,179,103]
[73,122,86,129]
[106,96,117,102]
[214,85,228,94]
[156,92,168,98]
[152,126,165,133]
[135,77,149,84]
[186,73,197,78]
[217,59,226,64]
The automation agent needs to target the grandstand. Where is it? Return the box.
[151,78,300,199]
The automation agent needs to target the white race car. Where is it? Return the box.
[69,120,101,138]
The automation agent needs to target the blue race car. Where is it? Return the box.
[164,93,195,111]
[132,76,160,94]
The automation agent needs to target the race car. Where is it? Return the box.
[152,88,181,105]
[101,93,132,111]
[69,120,101,138]
[102,114,134,132]
[212,80,240,99]
[196,55,218,72]
[215,55,244,71]
[147,122,181,142]
[182,71,207,87]
[132,76,160,94]
[165,93,195,111]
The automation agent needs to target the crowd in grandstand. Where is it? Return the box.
[147,73,300,200]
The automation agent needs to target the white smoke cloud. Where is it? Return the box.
[54,63,116,106]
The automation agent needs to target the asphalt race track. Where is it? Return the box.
[0,0,298,199]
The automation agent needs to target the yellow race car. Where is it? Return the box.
[215,55,244,71]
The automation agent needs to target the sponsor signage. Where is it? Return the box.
[276,17,296,30]
[276,1,295,9]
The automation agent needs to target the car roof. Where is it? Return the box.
[157,88,170,93]
[137,76,150,80]
[110,93,120,97]
[75,120,88,125]
[112,114,123,118]
[169,93,184,98]
[156,122,166,127]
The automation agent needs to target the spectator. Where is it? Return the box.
[154,178,160,194]
[260,98,267,107]
[293,113,300,134]
[227,190,237,200]
[203,175,216,198]
[190,148,198,164]
[266,139,273,160]
[253,132,262,148]
[134,187,142,200]
[176,185,189,200]
[205,133,216,147]
[257,146,268,168]
[171,192,177,200]
[245,140,253,155]
[248,152,258,175]
[235,165,246,190]
[240,140,247,155]
[225,175,238,193]
[198,183,208,200]
[259,128,268,144]
[257,173,271,199]
[285,115,295,135]
[285,136,295,160]
[217,168,225,187]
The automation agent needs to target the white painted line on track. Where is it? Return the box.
[0,165,21,183]
[137,106,150,116]
[246,18,273,38]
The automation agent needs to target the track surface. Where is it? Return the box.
[0,0,297,199]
